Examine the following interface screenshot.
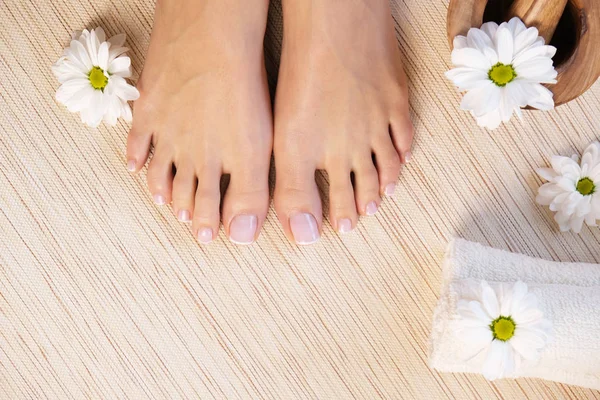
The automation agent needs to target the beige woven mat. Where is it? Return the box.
[1,0,600,398]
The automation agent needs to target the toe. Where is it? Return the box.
[172,162,197,223]
[274,161,322,245]
[390,113,414,164]
[192,164,222,244]
[373,135,402,196]
[146,146,174,206]
[327,167,357,234]
[126,124,152,173]
[222,165,270,245]
[353,157,381,216]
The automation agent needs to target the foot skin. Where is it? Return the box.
[127,0,273,245]
[274,0,414,245]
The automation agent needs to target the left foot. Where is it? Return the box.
[273,0,414,245]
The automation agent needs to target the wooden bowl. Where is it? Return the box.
[447,0,600,106]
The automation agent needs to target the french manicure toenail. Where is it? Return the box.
[404,151,412,163]
[338,218,353,234]
[290,212,320,245]
[197,228,213,244]
[153,194,166,205]
[229,214,258,245]
[365,201,378,216]
[127,160,136,172]
[178,210,191,222]
[384,183,396,196]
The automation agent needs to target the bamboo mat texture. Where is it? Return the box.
[1,0,600,399]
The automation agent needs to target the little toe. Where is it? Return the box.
[390,114,414,164]
[126,124,152,173]
[274,163,322,245]
[373,135,402,196]
[327,168,358,234]
[172,163,197,223]
[353,158,381,216]
[192,165,222,244]
[146,146,174,206]
[222,167,270,245]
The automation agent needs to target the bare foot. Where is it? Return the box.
[127,0,273,245]
[273,0,414,245]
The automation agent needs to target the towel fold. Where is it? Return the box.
[429,239,600,390]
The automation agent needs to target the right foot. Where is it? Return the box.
[273,0,414,245]
[127,0,273,245]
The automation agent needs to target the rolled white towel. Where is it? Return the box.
[429,239,600,390]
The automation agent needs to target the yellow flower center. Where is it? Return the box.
[488,63,516,87]
[89,66,108,90]
[577,177,596,196]
[490,316,516,341]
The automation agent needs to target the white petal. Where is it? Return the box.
[94,27,106,44]
[108,46,130,64]
[510,335,541,361]
[461,82,501,117]
[87,28,100,66]
[481,282,500,319]
[480,22,499,40]
[515,57,556,82]
[482,340,509,380]
[120,100,133,122]
[536,167,558,182]
[526,84,555,110]
[109,76,140,101]
[108,33,126,48]
[70,40,93,71]
[475,109,502,129]
[513,45,557,68]
[514,27,541,56]
[495,27,514,64]
[453,35,468,50]
[108,56,131,76]
[452,48,491,70]
[97,42,109,71]
[467,27,494,52]
[507,17,527,38]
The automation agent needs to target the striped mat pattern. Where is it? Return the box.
[1,0,599,398]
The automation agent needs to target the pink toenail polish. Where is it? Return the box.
[178,210,191,222]
[384,183,396,196]
[365,201,378,216]
[229,214,258,245]
[338,218,353,234]
[197,228,213,244]
[404,151,412,164]
[127,160,136,172]
[153,194,166,205]
[290,212,320,245]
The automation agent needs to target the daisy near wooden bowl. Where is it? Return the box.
[447,0,600,106]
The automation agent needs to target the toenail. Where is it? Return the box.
[338,218,353,234]
[229,214,258,245]
[404,151,412,163]
[365,201,378,216]
[127,160,136,172]
[384,183,396,196]
[153,194,166,205]
[197,228,213,244]
[178,210,191,222]
[290,212,320,245]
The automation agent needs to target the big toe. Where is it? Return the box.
[274,160,322,245]
[222,164,270,245]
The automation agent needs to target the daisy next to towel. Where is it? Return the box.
[429,239,600,390]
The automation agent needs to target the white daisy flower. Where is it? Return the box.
[52,27,140,128]
[455,280,552,381]
[536,141,600,233]
[446,17,558,129]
